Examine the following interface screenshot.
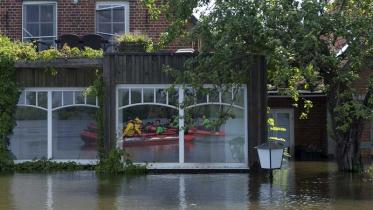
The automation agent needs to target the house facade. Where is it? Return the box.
[3,0,368,168]
[0,0,193,50]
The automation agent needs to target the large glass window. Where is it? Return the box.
[118,87,179,163]
[23,2,57,50]
[10,89,99,161]
[184,87,246,163]
[117,85,248,167]
[96,2,129,39]
[53,107,98,159]
[10,107,48,160]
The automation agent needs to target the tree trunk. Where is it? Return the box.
[334,121,363,172]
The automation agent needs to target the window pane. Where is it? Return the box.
[131,89,142,104]
[143,88,154,103]
[118,105,178,162]
[75,91,85,104]
[155,89,167,104]
[98,23,112,34]
[113,23,125,35]
[26,91,36,106]
[53,107,98,159]
[40,23,54,36]
[209,90,220,103]
[86,95,96,106]
[63,91,74,106]
[196,90,206,104]
[113,7,125,21]
[25,5,39,22]
[10,107,47,160]
[97,9,111,23]
[222,89,233,104]
[52,91,62,108]
[38,37,55,51]
[233,88,245,107]
[18,91,26,105]
[168,89,179,106]
[118,89,129,107]
[38,92,48,108]
[185,105,245,163]
[40,5,54,22]
[25,23,39,37]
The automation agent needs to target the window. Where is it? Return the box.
[116,85,248,168]
[10,89,99,162]
[22,1,57,50]
[96,2,129,39]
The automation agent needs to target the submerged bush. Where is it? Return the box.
[95,149,147,175]
[0,149,15,173]
[14,159,95,172]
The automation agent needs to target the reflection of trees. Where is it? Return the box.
[57,107,97,120]
[122,105,177,122]
[97,175,124,210]
[15,107,47,120]
[229,137,244,162]
[0,175,15,209]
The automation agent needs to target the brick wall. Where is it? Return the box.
[0,0,192,51]
[268,96,328,159]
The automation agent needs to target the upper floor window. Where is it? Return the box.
[96,2,130,39]
[22,1,57,51]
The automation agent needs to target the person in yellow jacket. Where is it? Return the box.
[123,117,142,138]
[123,117,135,138]
[134,117,142,136]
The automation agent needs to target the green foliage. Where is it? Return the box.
[14,159,94,173]
[116,33,153,52]
[0,159,95,173]
[0,46,20,167]
[0,149,15,173]
[268,116,290,157]
[85,70,105,159]
[95,149,147,175]
[0,35,103,61]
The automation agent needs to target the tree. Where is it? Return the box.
[142,0,373,171]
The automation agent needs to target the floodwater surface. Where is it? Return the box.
[0,161,373,210]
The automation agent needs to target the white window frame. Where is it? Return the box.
[13,88,99,164]
[116,84,248,169]
[22,1,58,47]
[95,1,130,37]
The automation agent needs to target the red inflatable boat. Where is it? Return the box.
[122,134,195,147]
[188,127,225,136]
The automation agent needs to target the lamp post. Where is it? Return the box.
[256,141,285,183]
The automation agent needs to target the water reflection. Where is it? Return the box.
[0,162,373,209]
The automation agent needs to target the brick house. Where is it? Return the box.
[2,0,363,163]
[0,0,194,50]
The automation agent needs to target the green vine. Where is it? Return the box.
[85,69,105,159]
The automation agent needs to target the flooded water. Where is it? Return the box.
[0,161,372,210]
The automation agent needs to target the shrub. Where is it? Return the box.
[14,159,94,172]
[116,33,153,52]
[95,148,147,175]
